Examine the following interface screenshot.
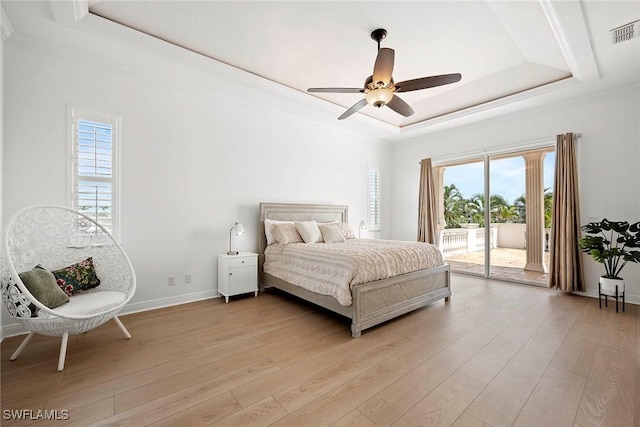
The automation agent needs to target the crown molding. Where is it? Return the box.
[1,6,14,42]
[395,77,580,139]
[539,0,599,82]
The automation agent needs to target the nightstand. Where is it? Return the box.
[217,252,258,303]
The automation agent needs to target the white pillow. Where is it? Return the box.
[318,223,346,243]
[295,220,323,243]
[264,219,293,245]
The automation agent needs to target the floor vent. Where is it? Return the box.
[610,20,640,44]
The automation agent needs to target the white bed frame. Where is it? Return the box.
[258,203,451,337]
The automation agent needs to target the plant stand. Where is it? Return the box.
[598,277,625,313]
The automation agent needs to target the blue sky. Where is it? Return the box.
[443,153,556,204]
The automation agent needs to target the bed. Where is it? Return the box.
[258,203,451,337]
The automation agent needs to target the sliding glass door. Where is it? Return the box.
[437,147,555,286]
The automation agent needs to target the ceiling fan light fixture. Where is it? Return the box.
[306,29,461,120]
[365,88,394,108]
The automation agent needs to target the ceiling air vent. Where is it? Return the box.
[610,20,640,44]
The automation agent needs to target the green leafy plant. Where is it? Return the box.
[578,219,640,278]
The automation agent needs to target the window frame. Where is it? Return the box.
[67,105,121,241]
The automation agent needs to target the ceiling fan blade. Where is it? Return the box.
[308,88,364,93]
[372,48,395,86]
[395,73,462,92]
[338,98,368,120]
[386,95,414,117]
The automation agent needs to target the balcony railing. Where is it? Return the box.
[439,224,498,256]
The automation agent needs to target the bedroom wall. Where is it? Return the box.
[1,21,391,333]
[390,84,640,303]
[0,2,7,340]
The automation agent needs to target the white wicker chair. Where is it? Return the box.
[1,205,136,371]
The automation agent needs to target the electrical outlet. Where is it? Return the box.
[185,274,192,284]
[168,276,175,286]
[588,216,599,223]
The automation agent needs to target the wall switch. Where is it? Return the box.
[168,276,175,286]
[185,274,192,284]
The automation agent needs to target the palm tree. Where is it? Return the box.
[494,205,519,223]
[513,195,526,223]
[466,194,485,225]
[443,184,466,228]
[508,191,553,226]
[544,189,553,228]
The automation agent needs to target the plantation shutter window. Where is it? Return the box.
[69,107,120,239]
[368,165,381,231]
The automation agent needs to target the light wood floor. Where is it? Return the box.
[1,275,638,426]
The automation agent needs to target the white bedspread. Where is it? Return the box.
[263,239,444,306]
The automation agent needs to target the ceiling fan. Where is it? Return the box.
[308,28,462,120]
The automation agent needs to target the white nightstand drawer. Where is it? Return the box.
[229,256,257,269]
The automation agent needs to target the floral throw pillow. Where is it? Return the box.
[52,257,101,296]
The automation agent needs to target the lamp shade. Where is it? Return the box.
[232,222,245,236]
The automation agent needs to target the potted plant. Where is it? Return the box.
[578,219,640,301]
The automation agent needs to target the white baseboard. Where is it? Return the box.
[2,290,219,339]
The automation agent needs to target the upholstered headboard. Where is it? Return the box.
[258,203,348,271]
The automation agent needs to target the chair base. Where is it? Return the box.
[9,316,132,372]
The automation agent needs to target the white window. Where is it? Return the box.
[68,106,120,239]
[368,165,381,231]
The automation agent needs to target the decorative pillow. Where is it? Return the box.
[336,222,356,239]
[272,223,304,245]
[264,219,294,245]
[318,223,346,243]
[19,265,70,313]
[295,220,323,243]
[52,257,101,296]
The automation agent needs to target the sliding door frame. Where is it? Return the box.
[433,138,555,285]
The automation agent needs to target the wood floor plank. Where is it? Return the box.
[549,320,604,378]
[273,336,413,413]
[87,358,280,426]
[44,397,115,427]
[513,367,586,427]
[270,365,399,427]
[231,332,384,408]
[450,412,491,427]
[466,293,583,426]
[207,397,287,427]
[457,322,538,384]
[330,410,379,427]
[2,276,638,427]
[360,311,510,427]
[574,344,635,426]
[145,392,241,427]
[391,371,486,427]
